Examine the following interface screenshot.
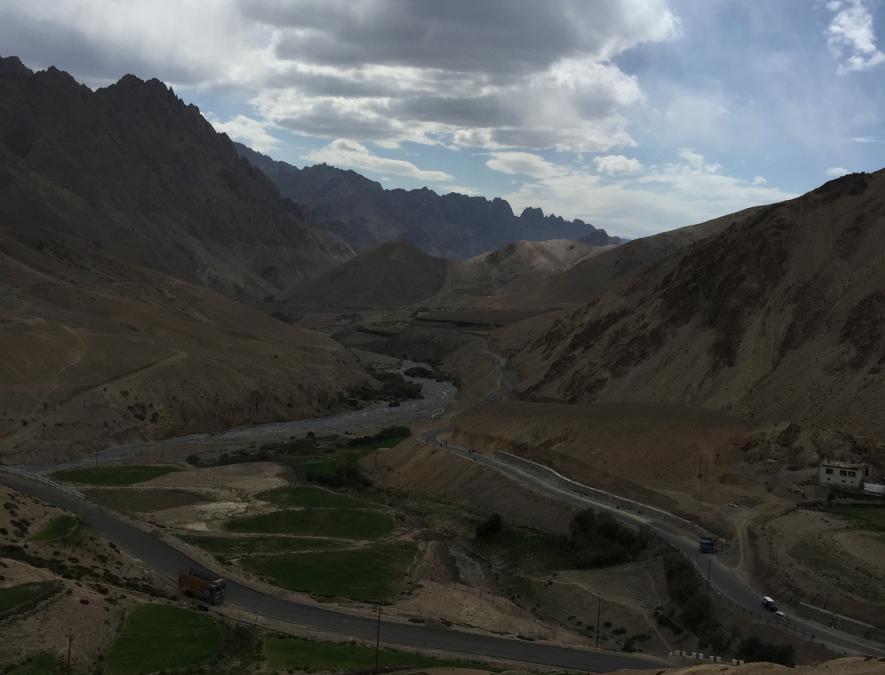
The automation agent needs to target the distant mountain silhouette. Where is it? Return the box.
[236,143,618,259]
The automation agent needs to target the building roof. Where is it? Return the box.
[820,459,864,469]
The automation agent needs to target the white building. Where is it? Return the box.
[818,460,866,489]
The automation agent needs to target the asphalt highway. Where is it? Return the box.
[0,471,662,672]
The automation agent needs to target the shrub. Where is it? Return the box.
[475,513,503,538]
[567,508,648,568]
[736,636,795,666]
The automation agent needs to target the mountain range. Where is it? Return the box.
[236,143,619,259]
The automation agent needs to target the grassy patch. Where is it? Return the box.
[831,504,885,532]
[475,526,574,573]
[257,486,372,509]
[180,534,349,556]
[106,604,224,675]
[49,465,181,486]
[8,652,65,674]
[85,488,205,513]
[242,542,417,603]
[0,581,61,619]
[263,636,486,672]
[30,515,79,542]
[227,508,394,540]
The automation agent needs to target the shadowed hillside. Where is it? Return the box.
[506,170,885,437]
[0,57,352,301]
[0,61,370,463]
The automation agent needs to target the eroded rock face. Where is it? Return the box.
[0,57,352,301]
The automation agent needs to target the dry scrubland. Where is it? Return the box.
[0,484,167,672]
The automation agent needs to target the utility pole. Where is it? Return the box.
[595,596,602,649]
[697,457,706,520]
[374,605,382,674]
[66,631,72,675]
[706,554,712,590]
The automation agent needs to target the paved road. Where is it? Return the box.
[0,471,662,672]
[420,429,885,658]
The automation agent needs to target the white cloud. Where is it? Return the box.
[503,150,797,238]
[208,113,279,153]
[446,185,483,197]
[593,154,642,174]
[486,152,563,178]
[305,139,453,182]
[0,2,682,153]
[752,176,767,185]
[825,166,850,177]
[826,0,885,73]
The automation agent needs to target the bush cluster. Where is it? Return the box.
[475,512,503,538]
[568,509,647,568]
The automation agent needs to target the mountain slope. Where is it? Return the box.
[0,57,352,301]
[0,58,371,463]
[291,241,449,309]
[506,171,885,437]
[288,238,610,310]
[236,143,618,258]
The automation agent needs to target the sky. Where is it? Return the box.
[1,0,884,238]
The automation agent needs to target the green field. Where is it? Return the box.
[226,508,394,539]
[85,488,205,513]
[8,652,65,674]
[106,604,223,675]
[832,505,885,532]
[50,465,181,486]
[180,534,349,556]
[0,581,60,619]
[242,542,417,603]
[257,485,372,509]
[263,636,485,672]
[30,515,80,542]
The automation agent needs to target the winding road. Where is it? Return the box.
[0,470,661,672]
[419,436,885,655]
[4,344,883,667]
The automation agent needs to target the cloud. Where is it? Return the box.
[825,166,850,177]
[826,0,885,73]
[503,150,796,238]
[752,176,767,185]
[305,139,453,182]
[486,152,563,178]
[593,154,642,174]
[208,113,279,152]
[1,1,679,153]
[446,185,483,197]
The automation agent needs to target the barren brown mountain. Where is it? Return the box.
[0,60,373,464]
[505,170,885,437]
[0,56,352,301]
[289,238,610,311]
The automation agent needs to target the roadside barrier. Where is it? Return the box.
[670,649,743,665]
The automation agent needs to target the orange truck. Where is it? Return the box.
[178,568,227,605]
